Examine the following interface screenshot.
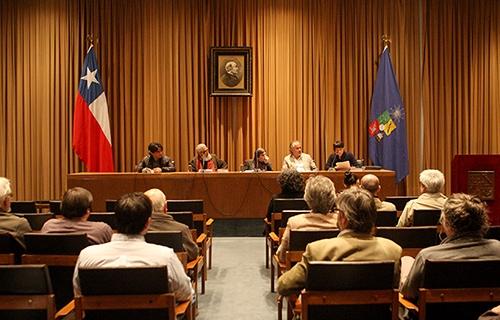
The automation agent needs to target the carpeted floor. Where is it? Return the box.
[197,237,278,320]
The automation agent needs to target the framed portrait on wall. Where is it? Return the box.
[210,47,252,96]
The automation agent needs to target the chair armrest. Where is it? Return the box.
[175,299,192,319]
[196,233,207,244]
[269,232,279,243]
[399,293,419,311]
[206,218,214,227]
[186,256,204,272]
[55,299,75,320]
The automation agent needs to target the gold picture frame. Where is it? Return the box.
[210,47,252,96]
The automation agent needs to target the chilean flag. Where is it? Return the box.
[73,45,114,172]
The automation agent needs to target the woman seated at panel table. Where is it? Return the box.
[241,148,273,172]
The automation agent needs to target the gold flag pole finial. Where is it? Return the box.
[382,34,391,48]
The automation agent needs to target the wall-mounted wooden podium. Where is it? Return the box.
[452,155,500,225]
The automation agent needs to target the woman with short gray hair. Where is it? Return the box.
[276,175,337,262]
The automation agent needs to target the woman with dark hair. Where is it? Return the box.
[343,170,358,189]
[241,148,273,172]
[265,169,305,221]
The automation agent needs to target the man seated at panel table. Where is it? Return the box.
[0,177,32,247]
[241,147,273,172]
[325,140,357,170]
[73,192,193,302]
[188,143,227,172]
[399,193,500,318]
[282,140,317,172]
[144,188,199,261]
[136,142,176,173]
[277,188,402,296]
[396,169,447,227]
[41,187,113,245]
[360,174,396,212]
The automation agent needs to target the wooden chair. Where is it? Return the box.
[0,232,25,265]
[486,225,500,241]
[375,226,438,257]
[413,209,442,226]
[0,264,56,320]
[384,196,418,211]
[400,259,500,320]
[300,261,399,320]
[23,233,89,309]
[376,210,398,227]
[75,266,192,320]
[265,198,309,269]
[88,212,117,229]
[275,229,340,320]
[10,200,37,213]
[48,201,61,215]
[14,213,53,231]
[167,199,214,270]
[105,199,117,212]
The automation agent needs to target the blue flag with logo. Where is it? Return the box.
[368,46,408,182]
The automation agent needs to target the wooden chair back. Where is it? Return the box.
[417,259,500,320]
[145,231,184,252]
[14,213,53,231]
[169,211,194,229]
[75,266,186,320]
[48,201,61,215]
[286,229,340,269]
[376,210,398,227]
[486,225,500,241]
[88,212,117,229]
[167,199,204,213]
[0,232,25,265]
[0,264,55,320]
[413,209,441,226]
[375,226,438,257]
[384,196,418,211]
[23,233,89,309]
[302,261,398,320]
[270,198,309,233]
[10,201,37,213]
[105,199,117,213]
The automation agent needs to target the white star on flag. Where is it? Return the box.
[80,67,100,89]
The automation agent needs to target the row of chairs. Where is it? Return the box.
[0,264,192,320]
[293,259,500,320]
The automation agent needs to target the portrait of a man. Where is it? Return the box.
[219,58,243,88]
[211,47,252,96]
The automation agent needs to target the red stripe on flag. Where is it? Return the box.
[73,94,114,172]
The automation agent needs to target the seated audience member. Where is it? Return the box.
[282,140,317,172]
[136,142,176,173]
[343,170,359,189]
[479,305,500,320]
[73,192,193,302]
[241,147,273,171]
[276,175,338,262]
[400,193,500,302]
[325,140,357,170]
[277,188,402,296]
[0,177,32,246]
[144,188,199,261]
[188,143,227,172]
[360,174,397,211]
[397,169,447,227]
[41,187,112,244]
[266,169,305,222]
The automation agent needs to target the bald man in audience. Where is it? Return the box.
[0,177,32,246]
[360,174,396,211]
[144,188,199,261]
[397,169,447,227]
